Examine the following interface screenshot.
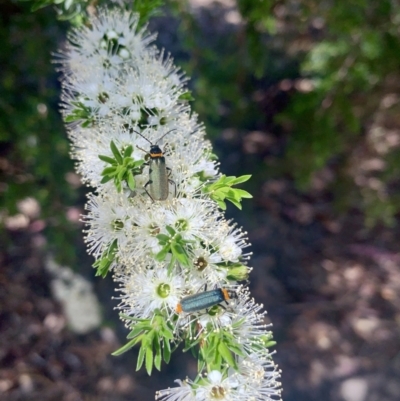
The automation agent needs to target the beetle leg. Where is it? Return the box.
[168,179,177,197]
[166,168,176,196]
[143,180,154,202]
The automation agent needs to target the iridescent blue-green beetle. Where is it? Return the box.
[176,288,236,314]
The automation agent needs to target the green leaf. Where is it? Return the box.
[217,200,227,210]
[156,234,170,243]
[100,175,113,184]
[127,170,136,191]
[226,342,244,356]
[203,174,252,210]
[101,166,117,176]
[228,198,242,210]
[93,258,111,277]
[154,338,162,371]
[222,176,237,185]
[127,325,146,339]
[110,141,123,163]
[136,344,146,371]
[161,323,174,340]
[117,166,126,181]
[178,91,195,101]
[112,336,141,356]
[165,225,176,236]
[171,242,189,266]
[232,189,253,198]
[232,175,252,184]
[156,246,170,261]
[145,345,154,375]
[30,0,51,12]
[124,145,133,157]
[99,154,116,164]
[163,339,171,363]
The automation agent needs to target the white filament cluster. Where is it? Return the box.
[60,7,281,401]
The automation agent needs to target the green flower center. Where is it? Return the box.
[175,218,188,232]
[112,219,124,231]
[149,223,160,236]
[210,385,226,399]
[195,256,208,271]
[98,92,109,104]
[157,283,171,298]
[208,305,220,316]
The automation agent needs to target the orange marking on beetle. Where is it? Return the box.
[222,288,230,301]
[176,303,183,314]
[150,153,163,158]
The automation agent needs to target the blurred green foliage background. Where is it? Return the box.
[1,0,400,266]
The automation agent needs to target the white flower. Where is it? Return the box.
[61,8,155,76]
[233,353,282,401]
[164,198,222,243]
[117,265,184,319]
[216,223,251,263]
[195,370,239,401]
[156,380,195,401]
[219,236,242,262]
[189,245,228,285]
[84,191,132,258]
[223,288,274,351]
[118,201,168,264]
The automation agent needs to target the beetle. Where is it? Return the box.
[176,287,236,314]
[134,130,176,201]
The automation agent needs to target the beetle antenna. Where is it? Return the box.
[132,129,152,145]
[136,145,148,154]
[155,129,177,144]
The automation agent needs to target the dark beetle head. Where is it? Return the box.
[224,288,238,301]
[149,144,163,158]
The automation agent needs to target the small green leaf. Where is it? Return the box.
[110,141,123,163]
[222,176,237,185]
[112,336,141,356]
[145,345,154,375]
[178,91,195,101]
[161,323,174,340]
[165,225,176,236]
[217,200,227,210]
[127,325,145,339]
[232,175,252,184]
[102,166,117,176]
[99,154,116,164]
[171,243,189,266]
[228,198,242,210]
[127,170,136,191]
[233,189,253,198]
[124,145,133,157]
[117,166,126,181]
[154,338,162,371]
[156,246,170,261]
[163,339,171,363]
[156,234,170,243]
[100,175,113,184]
[136,344,146,370]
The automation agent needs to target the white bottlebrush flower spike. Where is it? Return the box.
[60,6,281,401]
